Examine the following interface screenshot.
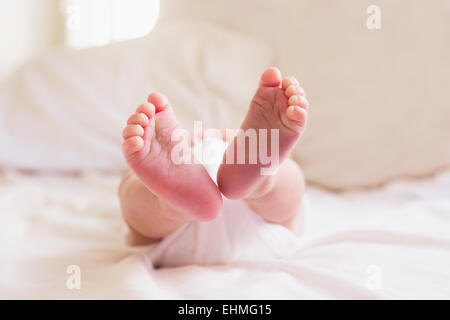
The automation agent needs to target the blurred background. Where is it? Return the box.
[0,0,160,80]
[0,0,449,299]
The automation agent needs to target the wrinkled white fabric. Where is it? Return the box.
[1,170,449,299]
[142,138,304,267]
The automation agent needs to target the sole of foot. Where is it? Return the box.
[217,67,309,200]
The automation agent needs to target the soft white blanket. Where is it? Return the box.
[1,170,449,299]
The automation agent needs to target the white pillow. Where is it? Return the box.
[0,20,270,172]
[1,0,449,190]
[161,0,450,189]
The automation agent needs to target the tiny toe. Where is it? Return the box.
[286,105,307,124]
[127,113,149,126]
[282,78,292,90]
[148,92,169,112]
[136,102,155,118]
[122,124,144,139]
[122,136,144,155]
[288,95,301,106]
[288,95,309,109]
[282,76,299,90]
[285,84,303,98]
[259,67,282,87]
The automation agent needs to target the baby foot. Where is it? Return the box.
[217,67,309,199]
[122,92,223,221]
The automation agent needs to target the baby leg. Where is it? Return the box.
[119,172,189,245]
[244,158,305,229]
[119,92,223,245]
[217,68,309,228]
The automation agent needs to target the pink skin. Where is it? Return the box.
[217,67,309,200]
[119,67,308,244]
[122,92,223,222]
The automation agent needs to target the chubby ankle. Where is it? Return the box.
[245,175,276,200]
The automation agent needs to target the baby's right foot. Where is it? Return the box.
[217,67,309,199]
[122,93,223,221]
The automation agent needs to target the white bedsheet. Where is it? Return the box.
[0,170,449,299]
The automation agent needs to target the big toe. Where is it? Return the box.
[147,91,179,132]
[148,92,169,112]
[259,67,282,87]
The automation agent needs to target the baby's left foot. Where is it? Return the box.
[122,93,223,222]
[217,67,309,199]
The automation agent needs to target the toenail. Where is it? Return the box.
[286,85,298,96]
[148,93,169,111]
[300,96,309,108]
[123,125,144,139]
[137,103,155,116]
[288,95,301,105]
[147,103,156,113]
[287,105,297,117]
[127,113,148,125]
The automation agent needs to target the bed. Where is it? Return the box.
[0,0,449,299]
